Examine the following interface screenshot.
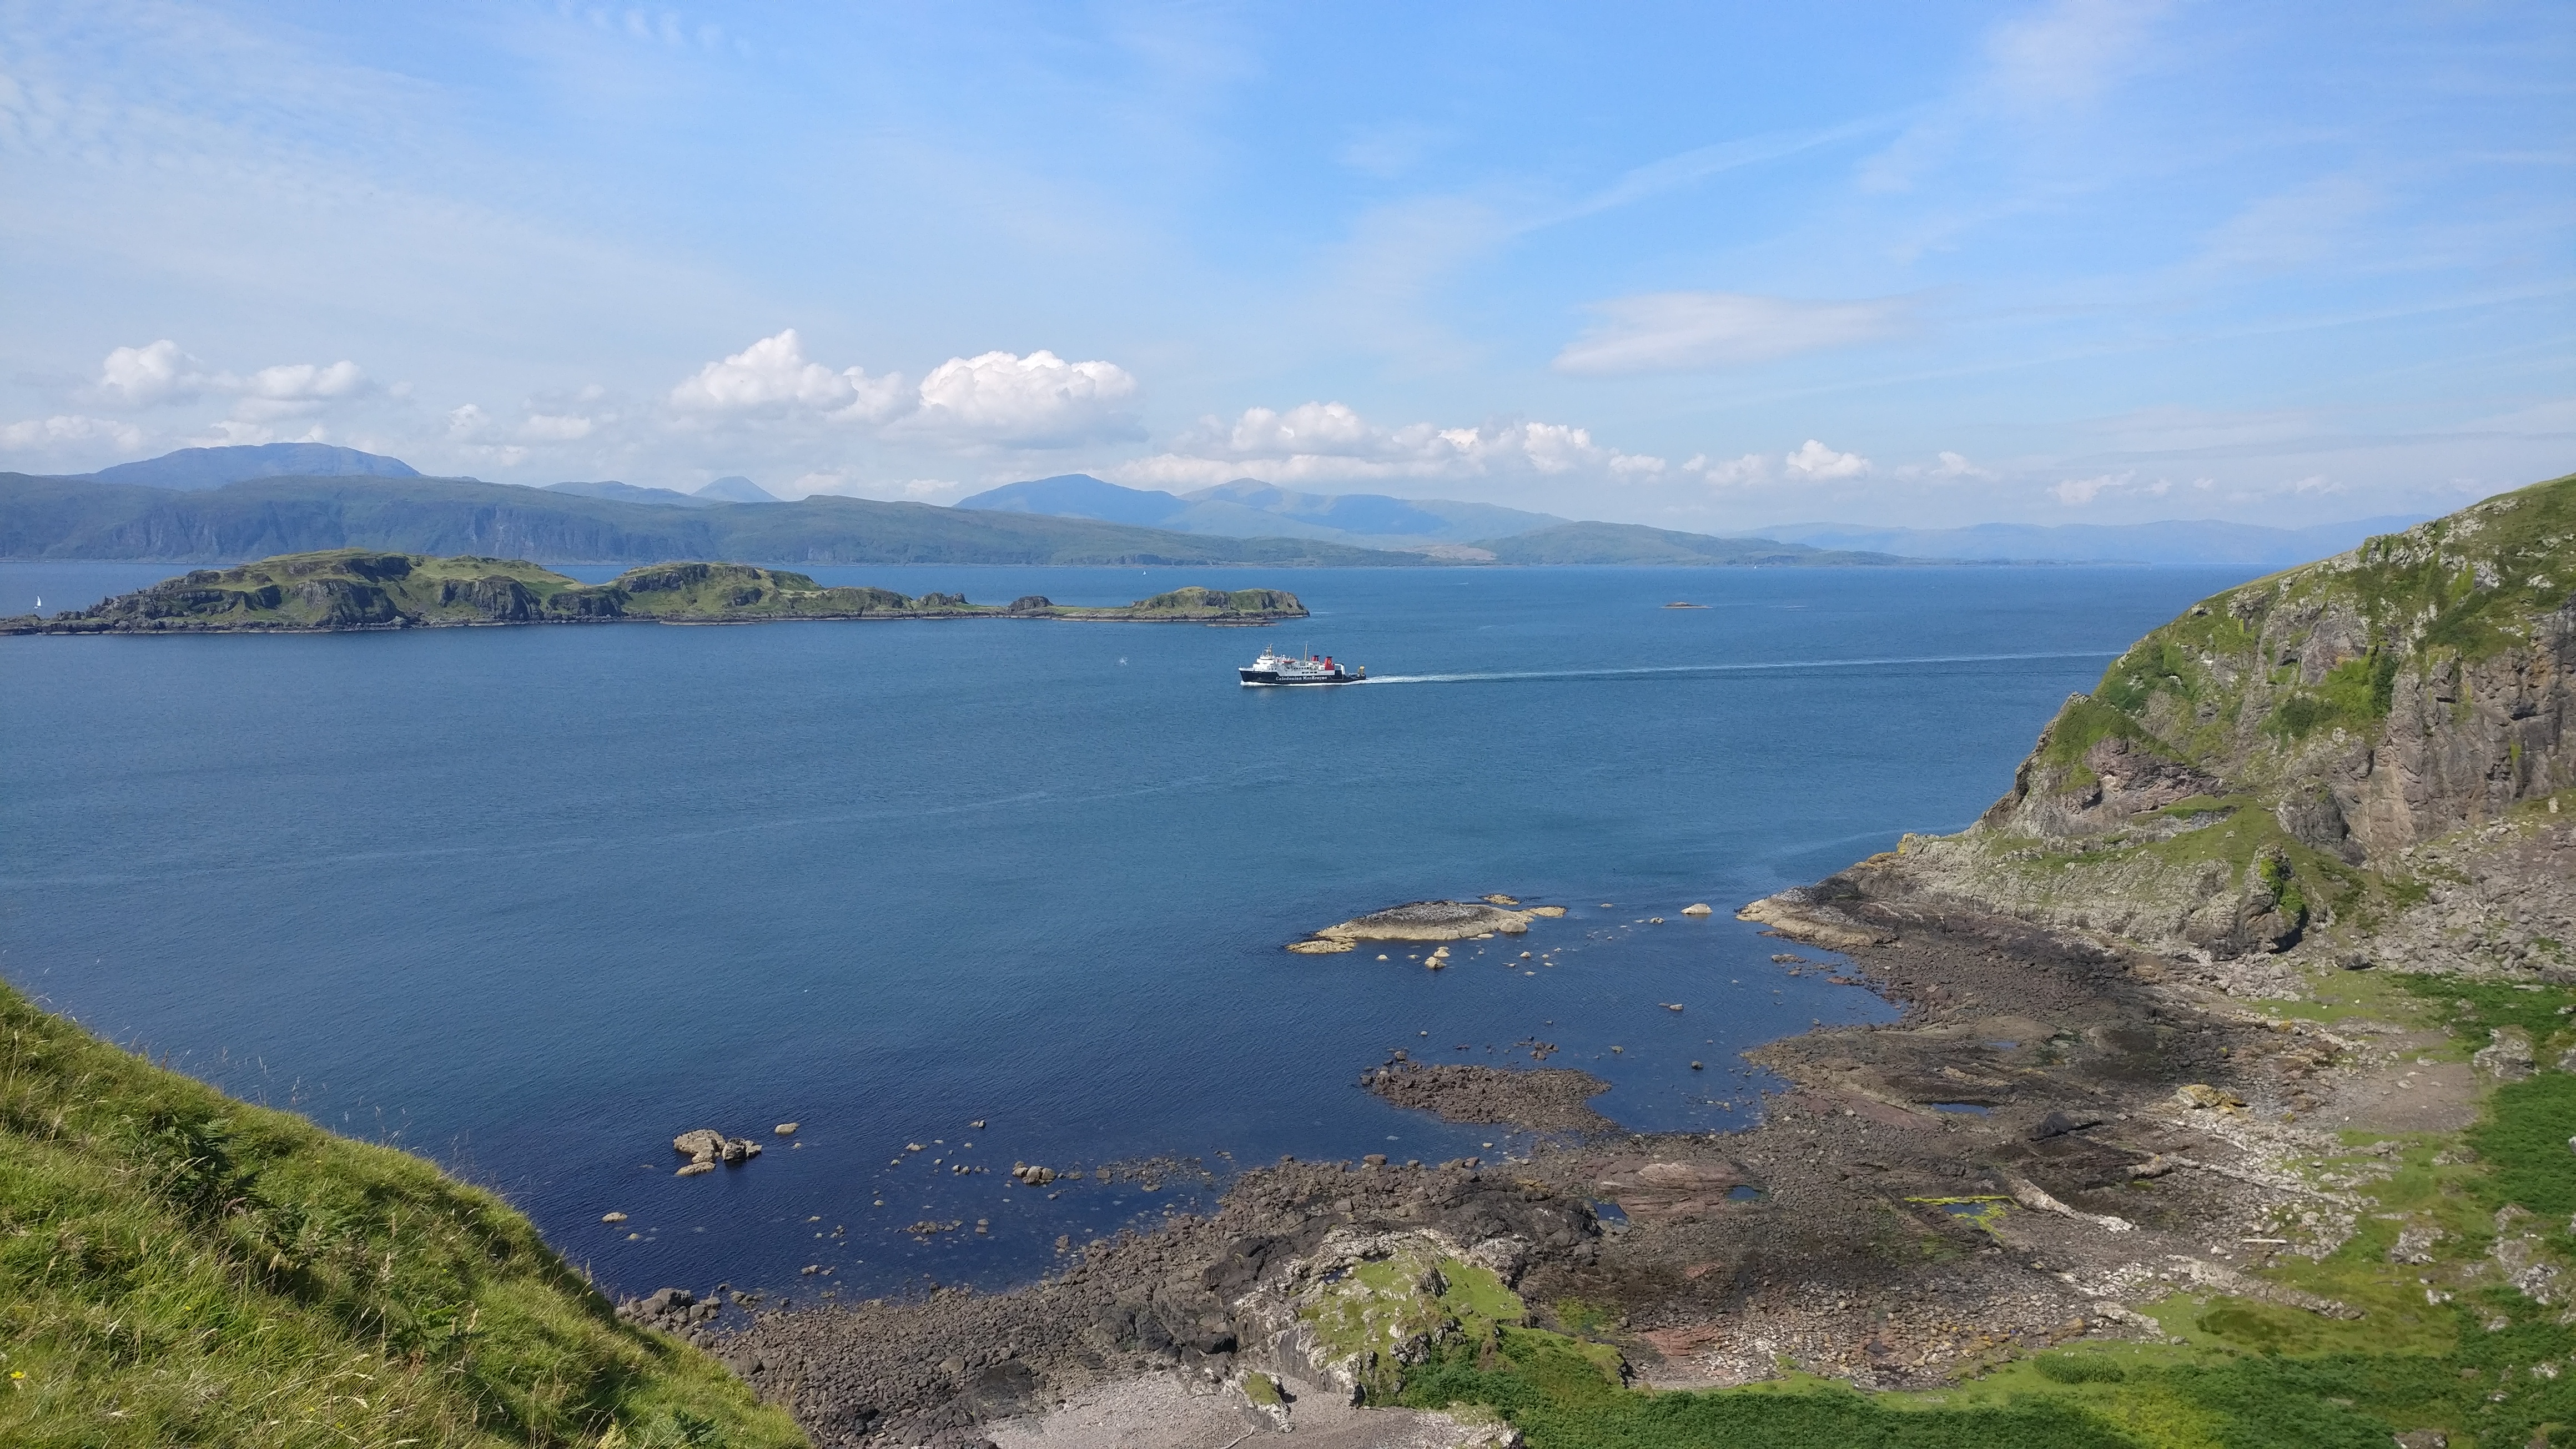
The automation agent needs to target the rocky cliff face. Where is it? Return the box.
[1795,475,2574,974]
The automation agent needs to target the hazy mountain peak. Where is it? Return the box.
[693,475,781,503]
[954,475,1188,526]
[544,480,718,508]
[86,443,421,491]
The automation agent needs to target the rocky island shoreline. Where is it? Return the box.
[657,476,2574,1448]
[0,549,1309,633]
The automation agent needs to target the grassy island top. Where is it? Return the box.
[1,549,1308,632]
[0,977,804,1448]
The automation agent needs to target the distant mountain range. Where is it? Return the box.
[1,445,2444,570]
[958,474,1563,546]
[1759,516,2433,566]
[0,472,1409,567]
[79,442,422,490]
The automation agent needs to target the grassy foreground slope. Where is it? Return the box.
[0,979,803,1448]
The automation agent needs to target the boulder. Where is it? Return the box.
[2474,1027,2537,1082]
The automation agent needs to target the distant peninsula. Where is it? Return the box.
[1,549,1308,633]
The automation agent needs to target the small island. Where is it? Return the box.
[1,549,1309,633]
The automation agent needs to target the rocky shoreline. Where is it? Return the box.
[1359,1060,1618,1136]
[652,882,2471,1447]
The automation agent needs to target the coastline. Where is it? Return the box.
[678,797,2572,1445]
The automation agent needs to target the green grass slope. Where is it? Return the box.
[1470,520,1906,566]
[0,978,803,1448]
[0,473,1421,566]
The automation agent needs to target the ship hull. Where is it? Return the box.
[1240,668,1356,686]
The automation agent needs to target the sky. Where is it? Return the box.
[2,1,2570,530]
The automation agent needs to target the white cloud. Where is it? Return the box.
[668,329,911,423]
[83,341,374,434]
[1784,439,1872,479]
[0,414,147,453]
[665,333,1135,448]
[93,340,205,406]
[904,349,1142,449]
[1554,293,1913,375]
[1106,401,1663,489]
[231,359,370,420]
[1219,402,1377,457]
[1686,453,1772,486]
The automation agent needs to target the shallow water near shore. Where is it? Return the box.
[0,561,2257,1301]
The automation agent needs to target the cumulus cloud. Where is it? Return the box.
[1105,401,1664,490]
[230,359,370,420]
[668,329,910,423]
[84,341,370,421]
[903,350,1141,448]
[1684,452,1772,486]
[1784,439,1872,479]
[1554,293,1912,375]
[665,333,1137,448]
[94,340,205,406]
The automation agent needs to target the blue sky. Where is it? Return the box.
[2,1,2569,529]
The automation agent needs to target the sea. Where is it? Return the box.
[0,560,2258,1304]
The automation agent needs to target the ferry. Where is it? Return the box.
[1240,647,1364,686]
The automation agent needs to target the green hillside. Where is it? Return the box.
[1871,472,2575,960]
[0,472,1418,566]
[7,550,1311,632]
[0,978,803,1448]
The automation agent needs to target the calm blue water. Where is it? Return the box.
[0,561,2256,1302]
